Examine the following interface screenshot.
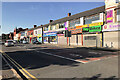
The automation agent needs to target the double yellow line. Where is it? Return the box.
[1,50,38,80]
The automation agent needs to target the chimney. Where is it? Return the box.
[49,20,53,23]
[68,13,71,17]
[41,24,43,26]
[34,25,37,28]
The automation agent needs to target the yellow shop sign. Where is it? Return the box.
[37,34,42,37]
[89,22,103,27]
[29,35,33,37]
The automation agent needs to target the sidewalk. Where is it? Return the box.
[43,43,120,52]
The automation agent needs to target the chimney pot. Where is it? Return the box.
[34,25,37,28]
[68,13,71,17]
[49,20,53,23]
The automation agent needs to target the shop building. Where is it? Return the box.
[103,0,120,49]
[67,6,105,47]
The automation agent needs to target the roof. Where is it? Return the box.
[27,5,105,30]
[49,5,105,25]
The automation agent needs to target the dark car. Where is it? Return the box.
[32,41,42,44]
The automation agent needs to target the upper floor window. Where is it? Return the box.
[35,31,37,34]
[44,26,48,31]
[85,14,99,24]
[59,23,65,28]
[117,9,120,22]
[70,19,80,27]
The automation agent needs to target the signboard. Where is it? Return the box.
[43,32,57,37]
[82,26,101,33]
[89,22,103,27]
[89,25,101,32]
[102,24,120,31]
[69,27,82,34]
[82,22,103,28]
[37,34,42,37]
[82,27,89,32]
[107,10,113,23]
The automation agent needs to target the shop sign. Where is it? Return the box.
[69,27,82,34]
[37,34,42,37]
[82,27,89,32]
[107,10,113,23]
[102,24,120,31]
[82,22,103,28]
[43,32,57,37]
[89,22,103,27]
[29,35,33,37]
[89,25,101,32]
[76,26,82,29]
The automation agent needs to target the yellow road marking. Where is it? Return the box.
[3,53,32,80]
[0,50,38,80]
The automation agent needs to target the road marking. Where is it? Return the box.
[4,52,38,80]
[0,50,38,80]
[36,51,82,63]
[2,54,22,80]
[3,53,32,80]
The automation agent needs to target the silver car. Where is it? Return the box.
[4,40,14,47]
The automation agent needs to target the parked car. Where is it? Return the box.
[13,40,17,44]
[0,41,4,45]
[23,40,28,44]
[32,41,41,44]
[4,40,14,47]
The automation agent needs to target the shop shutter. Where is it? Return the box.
[58,36,67,45]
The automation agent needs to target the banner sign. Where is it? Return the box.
[102,24,120,31]
[43,32,57,37]
[107,10,113,23]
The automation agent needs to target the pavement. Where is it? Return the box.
[1,43,119,79]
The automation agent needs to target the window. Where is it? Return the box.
[70,19,80,27]
[85,14,99,24]
[117,9,120,22]
[59,23,65,28]
[31,32,33,35]
[44,26,48,31]
[35,31,37,34]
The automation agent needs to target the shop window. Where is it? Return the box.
[85,14,99,24]
[70,19,80,27]
[85,36,96,40]
[50,36,57,42]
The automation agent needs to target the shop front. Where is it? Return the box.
[68,26,82,45]
[43,32,57,44]
[57,31,67,45]
[82,23,103,47]
[102,23,120,49]
[37,34,42,43]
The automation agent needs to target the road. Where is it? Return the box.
[1,43,119,79]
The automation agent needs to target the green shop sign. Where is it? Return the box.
[89,25,101,32]
[82,27,89,32]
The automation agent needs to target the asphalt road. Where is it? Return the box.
[1,43,119,79]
